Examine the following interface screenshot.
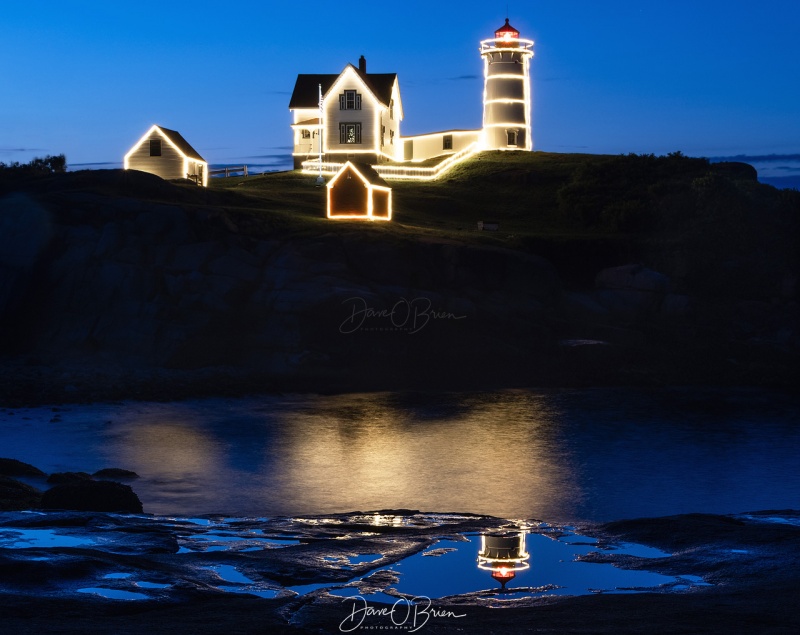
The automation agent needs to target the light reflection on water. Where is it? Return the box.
[1,388,799,521]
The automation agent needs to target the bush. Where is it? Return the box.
[0,154,67,179]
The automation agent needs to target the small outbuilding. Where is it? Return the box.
[326,161,392,221]
[124,125,208,186]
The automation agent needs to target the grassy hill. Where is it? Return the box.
[210,150,800,294]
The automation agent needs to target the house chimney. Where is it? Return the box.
[358,55,367,73]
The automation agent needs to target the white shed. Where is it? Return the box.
[124,125,208,186]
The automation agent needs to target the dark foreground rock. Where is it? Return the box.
[47,471,93,485]
[0,476,42,510]
[1,171,797,406]
[0,509,797,634]
[0,457,46,477]
[39,480,143,513]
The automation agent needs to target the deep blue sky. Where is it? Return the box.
[2,1,799,174]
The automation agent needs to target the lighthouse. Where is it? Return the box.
[480,18,534,151]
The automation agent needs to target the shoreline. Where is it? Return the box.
[2,350,797,408]
[0,507,798,634]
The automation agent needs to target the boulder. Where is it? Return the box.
[93,468,139,480]
[560,291,610,323]
[660,293,694,321]
[596,264,669,294]
[594,265,671,325]
[0,458,46,477]
[0,475,42,511]
[46,472,93,485]
[40,480,143,513]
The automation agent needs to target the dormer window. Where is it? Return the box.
[339,90,361,110]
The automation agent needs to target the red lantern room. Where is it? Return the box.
[495,18,520,46]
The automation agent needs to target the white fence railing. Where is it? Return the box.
[300,143,479,181]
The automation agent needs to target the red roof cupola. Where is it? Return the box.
[495,18,520,45]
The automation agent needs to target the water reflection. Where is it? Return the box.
[2,388,800,520]
[270,391,581,517]
[477,533,530,590]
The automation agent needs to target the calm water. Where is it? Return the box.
[2,388,799,522]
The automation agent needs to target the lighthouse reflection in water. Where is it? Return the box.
[477,532,530,590]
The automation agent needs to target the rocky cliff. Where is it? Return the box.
[0,169,796,403]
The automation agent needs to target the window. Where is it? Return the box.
[381,125,386,147]
[389,99,394,120]
[149,139,162,156]
[301,129,311,139]
[339,90,361,110]
[443,134,453,150]
[340,123,362,144]
[390,130,395,145]
[506,130,518,146]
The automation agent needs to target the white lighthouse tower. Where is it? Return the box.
[480,18,534,151]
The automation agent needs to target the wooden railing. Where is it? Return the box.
[210,165,249,178]
[301,143,479,181]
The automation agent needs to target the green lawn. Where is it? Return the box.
[207,151,622,243]
[206,150,799,295]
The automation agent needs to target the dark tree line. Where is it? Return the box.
[0,154,67,175]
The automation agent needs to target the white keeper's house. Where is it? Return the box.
[289,18,534,179]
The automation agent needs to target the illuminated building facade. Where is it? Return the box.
[480,19,534,151]
[289,56,403,169]
[290,18,534,178]
[124,125,208,186]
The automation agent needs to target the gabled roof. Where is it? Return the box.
[348,161,390,188]
[327,161,390,189]
[289,66,398,109]
[288,74,338,109]
[155,126,206,162]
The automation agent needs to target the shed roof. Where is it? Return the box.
[155,126,206,162]
[347,161,390,188]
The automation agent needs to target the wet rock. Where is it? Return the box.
[40,480,143,513]
[46,472,94,485]
[596,264,670,293]
[660,293,693,320]
[0,475,42,510]
[0,458,46,477]
[93,468,139,480]
[561,291,610,323]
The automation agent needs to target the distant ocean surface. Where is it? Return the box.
[69,149,294,176]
